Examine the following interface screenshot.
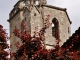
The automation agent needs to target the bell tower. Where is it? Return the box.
[8,0,71,58]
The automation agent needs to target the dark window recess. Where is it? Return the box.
[25,17,26,21]
[52,18,59,39]
[68,27,69,33]
[34,13,36,16]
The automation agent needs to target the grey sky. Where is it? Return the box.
[0,0,80,35]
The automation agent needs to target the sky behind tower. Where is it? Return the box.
[0,0,80,35]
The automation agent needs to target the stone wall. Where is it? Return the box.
[10,11,24,53]
[43,6,71,46]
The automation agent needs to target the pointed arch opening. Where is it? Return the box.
[52,18,59,39]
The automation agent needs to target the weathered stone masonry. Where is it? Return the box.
[8,0,71,54]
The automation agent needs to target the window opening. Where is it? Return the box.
[34,13,36,16]
[25,17,26,21]
[68,27,69,33]
[52,18,59,39]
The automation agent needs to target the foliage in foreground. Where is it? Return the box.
[0,25,9,60]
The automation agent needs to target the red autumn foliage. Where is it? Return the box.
[12,14,80,60]
[0,25,9,60]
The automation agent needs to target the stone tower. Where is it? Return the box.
[8,0,71,53]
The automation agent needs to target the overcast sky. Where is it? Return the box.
[0,0,80,35]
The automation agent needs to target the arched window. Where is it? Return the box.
[52,18,59,39]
